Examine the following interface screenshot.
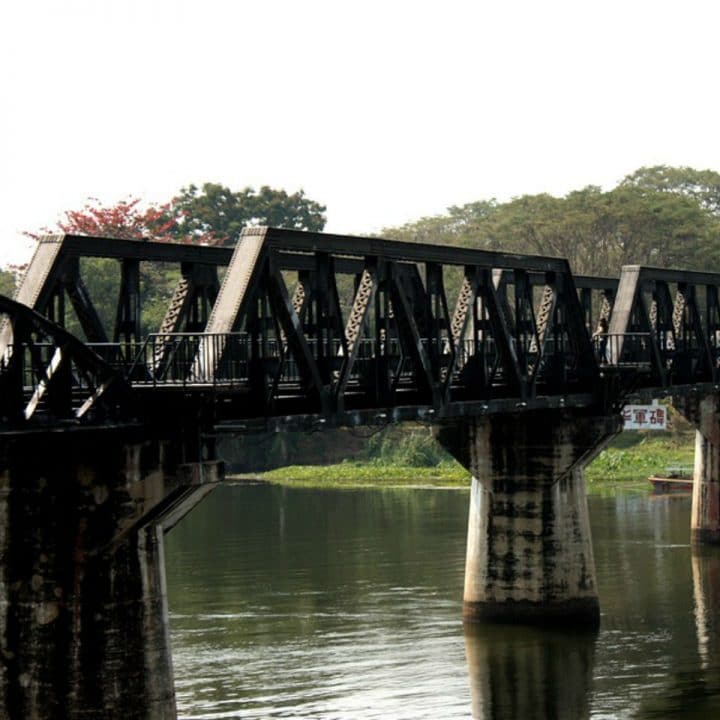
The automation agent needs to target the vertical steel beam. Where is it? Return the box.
[114,259,141,345]
[390,264,436,405]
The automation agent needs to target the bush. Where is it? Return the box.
[366,425,452,467]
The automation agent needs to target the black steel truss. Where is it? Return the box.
[0,295,132,431]
[14,229,718,430]
[607,265,720,388]
[180,227,601,419]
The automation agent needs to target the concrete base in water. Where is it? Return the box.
[437,411,620,627]
[690,395,720,545]
[0,430,222,719]
[462,471,601,626]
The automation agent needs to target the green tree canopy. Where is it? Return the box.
[170,183,327,246]
[18,184,328,335]
[621,165,720,215]
[0,268,17,297]
[383,168,720,276]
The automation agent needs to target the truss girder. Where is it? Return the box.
[608,265,720,388]
[152,264,220,376]
[6,227,608,426]
[178,228,598,417]
[0,295,132,430]
[114,259,141,345]
[12,235,227,350]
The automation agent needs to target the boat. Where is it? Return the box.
[649,466,693,494]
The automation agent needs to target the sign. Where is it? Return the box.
[622,404,667,430]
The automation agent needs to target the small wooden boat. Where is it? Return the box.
[649,466,693,494]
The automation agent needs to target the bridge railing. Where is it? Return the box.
[111,334,459,388]
[87,331,593,395]
[593,332,653,368]
[122,333,249,387]
[88,328,706,393]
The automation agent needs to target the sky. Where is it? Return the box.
[2,0,720,265]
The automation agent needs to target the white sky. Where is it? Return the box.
[2,0,720,266]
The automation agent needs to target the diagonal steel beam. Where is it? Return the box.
[335,264,378,409]
[266,261,325,409]
[389,266,436,404]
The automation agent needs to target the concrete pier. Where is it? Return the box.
[690,395,720,545]
[0,430,221,719]
[436,411,620,626]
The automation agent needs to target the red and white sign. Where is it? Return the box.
[622,404,667,430]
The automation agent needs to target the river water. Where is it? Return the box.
[164,483,720,719]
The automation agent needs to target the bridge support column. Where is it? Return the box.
[689,395,720,545]
[0,430,222,720]
[436,411,619,626]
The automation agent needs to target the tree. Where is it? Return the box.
[24,197,218,245]
[19,184,327,337]
[382,173,720,277]
[621,165,720,216]
[0,267,17,297]
[170,183,327,246]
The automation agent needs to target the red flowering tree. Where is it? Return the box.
[20,197,226,335]
[24,197,225,245]
[25,184,327,246]
[19,186,326,335]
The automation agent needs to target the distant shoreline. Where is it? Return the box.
[227,433,694,491]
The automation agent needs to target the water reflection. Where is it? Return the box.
[693,548,720,670]
[165,485,720,719]
[464,624,596,720]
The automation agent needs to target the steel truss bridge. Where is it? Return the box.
[1,227,719,434]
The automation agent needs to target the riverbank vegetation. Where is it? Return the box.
[584,433,693,484]
[251,423,696,490]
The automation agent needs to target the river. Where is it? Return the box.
[164,483,720,719]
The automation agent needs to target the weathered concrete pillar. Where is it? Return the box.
[0,430,222,719]
[690,395,720,544]
[436,410,619,626]
[464,623,596,719]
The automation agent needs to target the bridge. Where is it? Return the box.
[2,227,720,719]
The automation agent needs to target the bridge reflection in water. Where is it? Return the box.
[693,548,720,671]
[464,624,596,720]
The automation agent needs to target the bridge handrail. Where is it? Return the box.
[595,332,653,368]
[85,329,597,391]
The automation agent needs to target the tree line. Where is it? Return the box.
[381,166,720,277]
[5,166,720,318]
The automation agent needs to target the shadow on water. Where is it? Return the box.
[464,623,597,720]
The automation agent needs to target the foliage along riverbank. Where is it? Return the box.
[246,431,695,491]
